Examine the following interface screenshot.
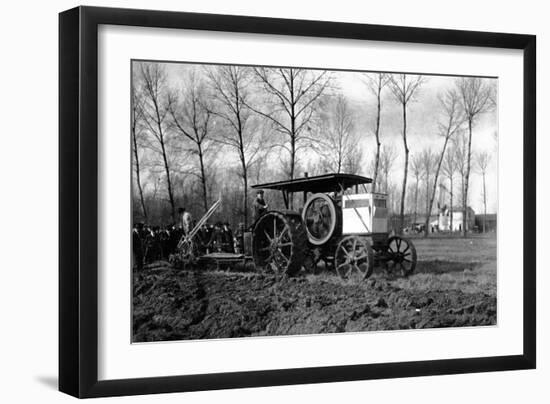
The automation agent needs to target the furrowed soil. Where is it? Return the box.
[133,235,497,342]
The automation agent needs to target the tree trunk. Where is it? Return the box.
[197,143,208,214]
[235,90,249,228]
[372,88,382,193]
[449,175,454,233]
[290,136,296,179]
[243,166,248,229]
[413,181,418,227]
[424,175,430,236]
[399,103,408,234]
[289,72,296,209]
[373,141,381,192]
[462,119,473,237]
[482,172,487,233]
[132,132,147,221]
[159,139,175,221]
[152,94,175,221]
[238,141,249,228]
[424,137,451,237]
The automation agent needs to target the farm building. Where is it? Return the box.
[438,206,476,232]
[411,215,439,233]
[388,214,438,233]
[475,213,497,232]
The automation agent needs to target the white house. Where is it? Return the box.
[438,206,476,232]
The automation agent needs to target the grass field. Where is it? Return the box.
[394,235,497,297]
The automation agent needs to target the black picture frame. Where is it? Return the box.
[59,5,536,398]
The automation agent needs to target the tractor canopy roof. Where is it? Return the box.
[252,173,372,194]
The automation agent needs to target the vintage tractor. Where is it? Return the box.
[250,173,417,280]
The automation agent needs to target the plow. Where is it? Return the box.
[173,198,222,264]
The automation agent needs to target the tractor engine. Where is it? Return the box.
[341,193,388,235]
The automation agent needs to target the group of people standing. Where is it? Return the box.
[132,190,269,270]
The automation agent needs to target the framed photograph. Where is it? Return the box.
[59,6,536,398]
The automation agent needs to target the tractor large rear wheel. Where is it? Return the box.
[252,211,308,276]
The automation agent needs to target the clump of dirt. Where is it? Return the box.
[133,265,496,342]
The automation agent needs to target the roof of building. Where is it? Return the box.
[440,206,475,213]
[412,215,439,224]
[251,173,373,193]
[475,213,497,220]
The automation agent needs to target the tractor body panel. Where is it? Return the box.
[342,193,388,235]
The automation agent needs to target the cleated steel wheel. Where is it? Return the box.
[334,235,374,280]
[386,236,417,276]
[252,211,307,276]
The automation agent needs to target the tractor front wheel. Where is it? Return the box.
[334,236,374,281]
[386,236,417,276]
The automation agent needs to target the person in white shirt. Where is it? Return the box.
[178,207,192,235]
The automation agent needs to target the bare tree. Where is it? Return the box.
[367,157,381,192]
[388,183,401,217]
[343,146,364,175]
[410,153,424,227]
[388,74,426,233]
[456,77,495,235]
[205,65,265,227]
[138,62,176,221]
[362,73,390,191]
[378,144,397,194]
[248,68,331,184]
[453,130,469,233]
[442,145,458,232]
[423,89,464,236]
[420,148,436,235]
[168,69,213,214]
[476,151,491,233]
[317,94,358,173]
[131,82,148,221]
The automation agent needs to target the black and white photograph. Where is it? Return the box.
[131,60,498,342]
[0,0,544,401]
